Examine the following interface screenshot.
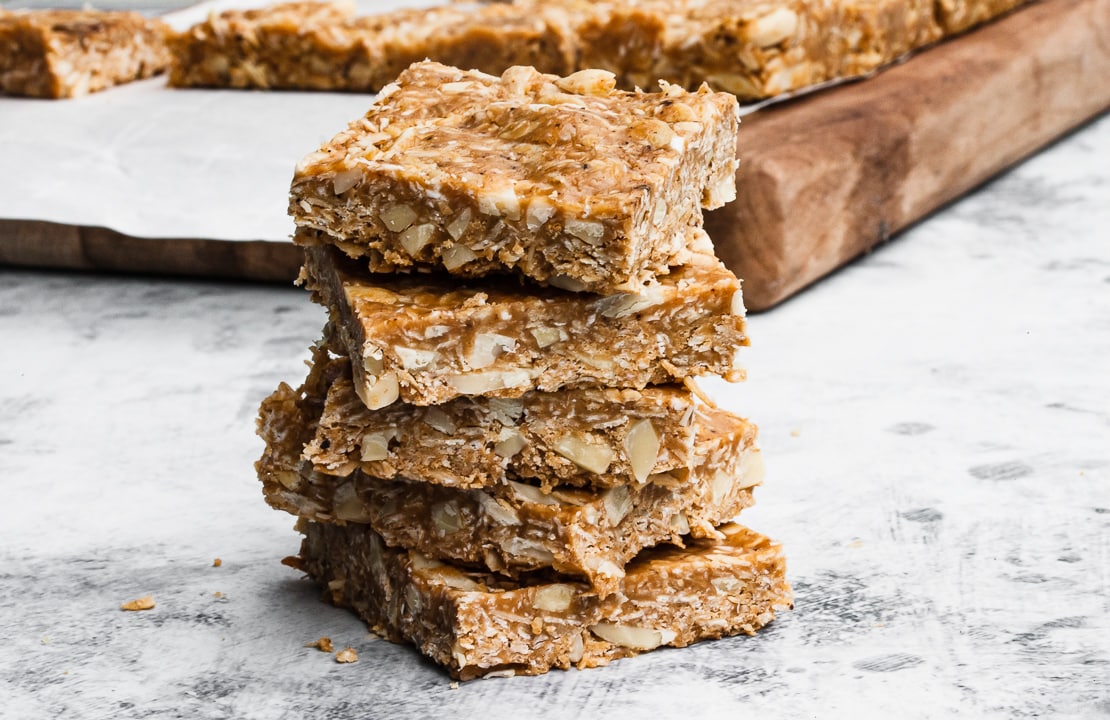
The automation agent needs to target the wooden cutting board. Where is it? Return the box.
[707,0,1110,310]
[1,0,1107,307]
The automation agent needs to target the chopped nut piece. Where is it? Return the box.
[335,647,359,663]
[297,521,791,679]
[624,419,661,484]
[120,595,155,612]
[360,431,392,462]
[589,623,665,651]
[493,428,528,458]
[553,435,613,475]
[399,223,436,255]
[602,486,632,527]
[533,584,576,612]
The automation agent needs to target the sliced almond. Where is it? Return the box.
[331,169,361,195]
[430,501,462,533]
[507,480,560,506]
[360,431,393,462]
[624,419,660,484]
[602,486,632,527]
[493,427,527,458]
[445,207,472,240]
[467,333,517,370]
[589,623,668,650]
[564,218,605,246]
[747,7,798,47]
[526,197,556,230]
[379,203,417,232]
[554,435,613,474]
[529,325,567,348]
[422,407,456,435]
[356,371,399,410]
[596,286,666,318]
[394,346,437,371]
[477,491,520,525]
[532,584,576,612]
[555,68,616,96]
[441,244,478,271]
[446,369,533,395]
[399,223,435,255]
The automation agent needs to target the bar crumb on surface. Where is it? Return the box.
[120,595,155,612]
[306,636,335,653]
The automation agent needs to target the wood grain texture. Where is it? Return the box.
[0,219,302,282]
[706,0,1110,310]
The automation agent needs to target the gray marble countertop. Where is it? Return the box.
[2,113,1108,719]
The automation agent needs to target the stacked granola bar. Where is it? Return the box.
[257,61,791,678]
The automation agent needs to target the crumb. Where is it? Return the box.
[790,429,801,437]
[306,637,334,653]
[281,555,305,571]
[449,681,459,690]
[213,558,222,567]
[213,591,224,599]
[41,637,50,645]
[335,647,358,663]
[530,617,544,635]
[120,595,155,611]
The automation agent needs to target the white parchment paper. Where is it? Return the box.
[0,0,786,242]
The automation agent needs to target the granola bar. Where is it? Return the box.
[577,0,944,99]
[257,373,762,595]
[935,0,1029,33]
[295,519,791,679]
[166,1,371,91]
[289,61,740,294]
[836,0,942,76]
[576,0,839,98]
[0,9,170,98]
[168,2,578,91]
[300,240,747,409]
[302,346,706,491]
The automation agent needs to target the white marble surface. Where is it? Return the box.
[1,112,1109,718]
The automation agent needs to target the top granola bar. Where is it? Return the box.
[290,61,739,294]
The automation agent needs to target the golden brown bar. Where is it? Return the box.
[290,61,739,294]
[296,519,791,679]
[166,1,373,91]
[168,1,577,91]
[301,240,747,409]
[0,9,170,98]
[257,365,762,595]
[575,0,943,99]
[935,0,1029,33]
[303,347,706,491]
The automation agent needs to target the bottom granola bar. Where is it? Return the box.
[295,519,792,679]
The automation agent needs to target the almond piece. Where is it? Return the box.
[624,419,660,484]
